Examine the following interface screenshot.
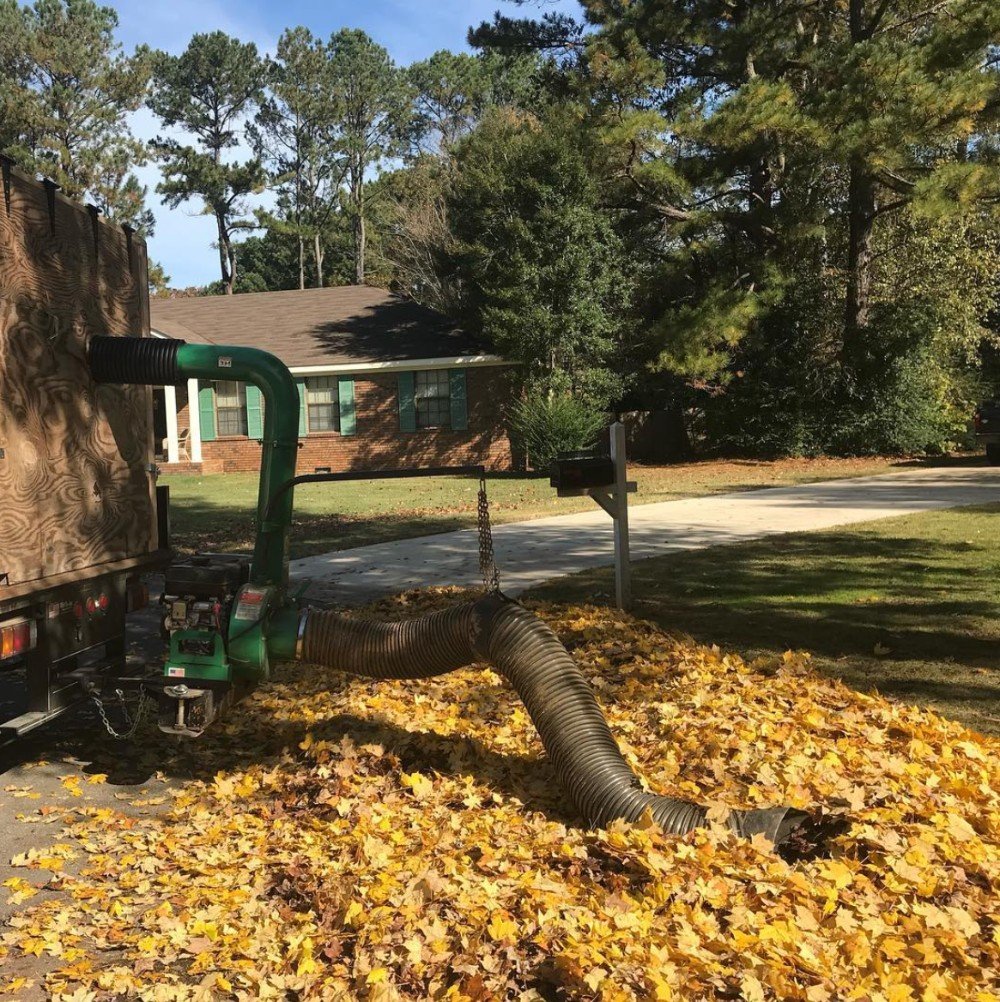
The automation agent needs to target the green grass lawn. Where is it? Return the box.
[164,454,932,559]
[528,503,1000,735]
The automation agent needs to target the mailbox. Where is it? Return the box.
[549,452,615,491]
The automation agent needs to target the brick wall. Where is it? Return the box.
[174,368,513,475]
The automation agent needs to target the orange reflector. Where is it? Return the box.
[1,619,37,660]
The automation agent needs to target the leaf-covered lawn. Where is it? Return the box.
[163,455,921,558]
[2,591,998,1000]
[531,503,1000,736]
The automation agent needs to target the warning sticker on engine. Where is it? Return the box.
[233,589,267,622]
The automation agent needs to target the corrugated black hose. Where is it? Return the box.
[301,594,808,845]
[88,334,184,386]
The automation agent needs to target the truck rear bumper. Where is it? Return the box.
[0,554,168,740]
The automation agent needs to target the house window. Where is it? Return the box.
[215,380,247,437]
[414,370,451,429]
[306,376,340,433]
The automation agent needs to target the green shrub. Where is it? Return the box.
[507,392,607,471]
[704,291,983,457]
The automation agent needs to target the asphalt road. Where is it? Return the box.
[0,598,179,994]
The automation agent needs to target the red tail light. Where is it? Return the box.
[1,619,37,660]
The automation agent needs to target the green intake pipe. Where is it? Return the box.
[175,344,299,589]
[87,336,300,590]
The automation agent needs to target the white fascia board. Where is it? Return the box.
[289,355,511,376]
[150,330,511,375]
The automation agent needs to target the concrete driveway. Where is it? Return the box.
[292,466,1000,604]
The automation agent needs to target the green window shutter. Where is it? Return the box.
[398,371,416,432]
[198,383,216,442]
[449,369,468,432]
[296,379,307,436]
[245,384,263,440]
[338,378,356,436]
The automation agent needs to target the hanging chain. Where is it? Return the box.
[477,474,501,594]
[92,686,152,741]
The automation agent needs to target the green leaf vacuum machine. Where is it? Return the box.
[1,162,806,848]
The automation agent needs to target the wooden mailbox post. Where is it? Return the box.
[550,421,636,610]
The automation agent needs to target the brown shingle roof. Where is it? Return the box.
[150,286,495,368]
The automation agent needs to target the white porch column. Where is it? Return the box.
[164,384,180,465]
[187,378,203,463]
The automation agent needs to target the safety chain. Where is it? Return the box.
[477,474,501,594]
[92,686,153,741]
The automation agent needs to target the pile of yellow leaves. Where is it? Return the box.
[2,590,998,1001]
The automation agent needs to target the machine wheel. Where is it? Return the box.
[987,443,1000,466]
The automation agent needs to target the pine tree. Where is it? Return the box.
[252,27,345,290]
[814,0,1000,343]
[326,29,411,285]
[0,0,37,164]
[474,0,1000,373]
[408,50,538,155]
[450,109,630,407]
[26,0,149,203]
[147,31,269,295]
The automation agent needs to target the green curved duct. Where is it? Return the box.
[88,336,301,590]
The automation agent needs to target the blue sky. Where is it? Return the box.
[113,0,579,288]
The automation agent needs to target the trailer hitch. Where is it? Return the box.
[157,683,225,738]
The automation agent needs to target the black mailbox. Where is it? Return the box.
[550,452,615,491]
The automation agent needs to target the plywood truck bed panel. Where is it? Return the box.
[0,164,157,593]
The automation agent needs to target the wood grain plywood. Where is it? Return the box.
[0,166,156,591]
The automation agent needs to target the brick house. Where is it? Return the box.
[150,286,514,475]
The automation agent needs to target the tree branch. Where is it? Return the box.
[872,197,910,218]
[874,1,953,36]
[876,168,916,194]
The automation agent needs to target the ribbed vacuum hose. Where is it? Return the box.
[88,335,184,386]
[302,595,806,845]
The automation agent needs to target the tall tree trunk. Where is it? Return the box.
[748,156,773,254]
[352,164,365,285]
[844,0,874,342]
[849,0,865,39]
[211,141,234,295]
[354,209,366,285]
[216,211,234,295]
[296,186,304,291]
[297,132,305,291]
[314,233,324,288]
[845,158,876,342]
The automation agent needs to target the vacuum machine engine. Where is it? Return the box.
[159,554,251,736]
